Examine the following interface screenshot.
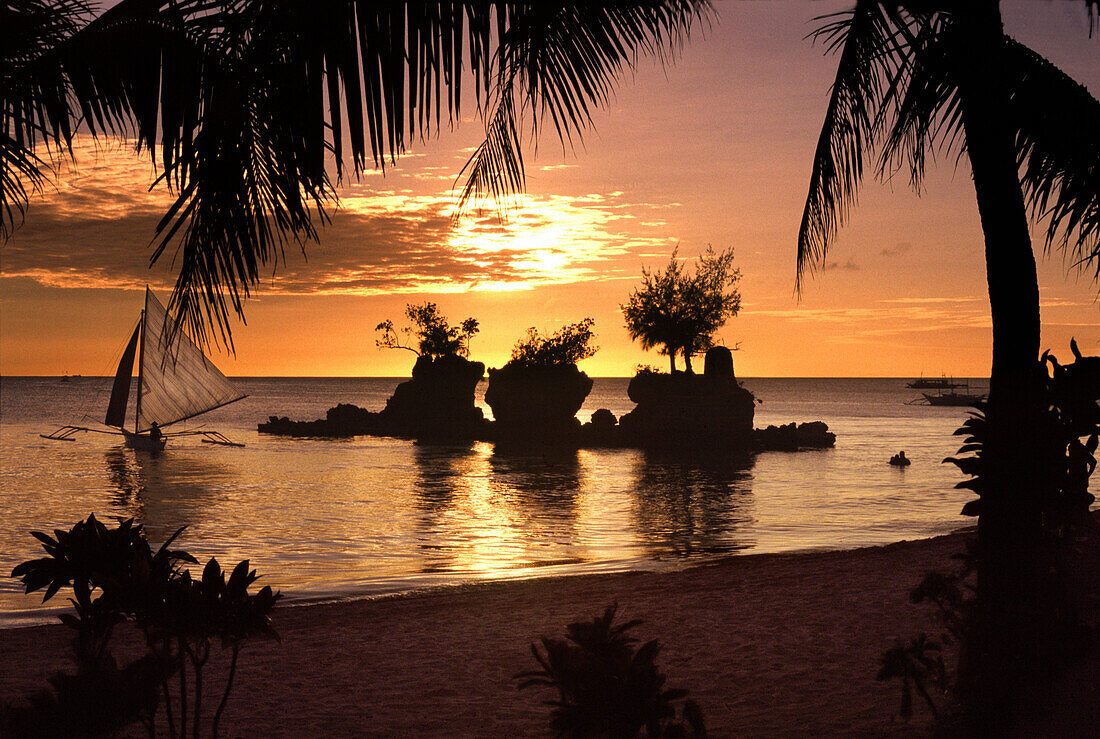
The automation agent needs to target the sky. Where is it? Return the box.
[2,0,1098,377]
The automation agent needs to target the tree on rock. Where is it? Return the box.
[375,303,479,359]
[621,247,741,374]
[510,318,598,367]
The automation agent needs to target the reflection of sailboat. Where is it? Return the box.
[41,287,247,450]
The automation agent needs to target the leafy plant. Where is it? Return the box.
[509,318,598,368]
[621,246,741,374]
[7,515,280,738]
[516,604,705,737]
[877,634,946,722]
[375,302,479,359]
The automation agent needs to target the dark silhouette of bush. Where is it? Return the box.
[509,318,597,367]
[6,514,280,738]
[877,634,947,722]
[516,604,705,737]
[376,302,479,359]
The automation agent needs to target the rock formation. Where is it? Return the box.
[379,355,486,439]
[618,346,755,450]
[485,363,593,442]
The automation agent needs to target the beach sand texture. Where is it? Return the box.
[0,531,991,737]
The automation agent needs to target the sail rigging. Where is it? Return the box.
[137,288,245,431]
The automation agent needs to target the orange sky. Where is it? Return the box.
[2,1,1097,377]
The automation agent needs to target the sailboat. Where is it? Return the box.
[41,287,247,450]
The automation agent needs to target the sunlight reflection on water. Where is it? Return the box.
[0,377,981,625]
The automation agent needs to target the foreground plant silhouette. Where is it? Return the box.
[516,604,705,738]
[5,514,280,737]
[877,633,947,722]
[881,341,1100,728]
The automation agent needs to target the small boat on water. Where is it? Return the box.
[920,390,986,407]
[41,287,246,450]
[906,374,965,390]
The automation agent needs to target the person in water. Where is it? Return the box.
[890,451,910,466]
[149,421,163,446]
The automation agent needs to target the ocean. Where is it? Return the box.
[0,376,985,626]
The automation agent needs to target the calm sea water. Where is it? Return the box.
[0,376,987,626]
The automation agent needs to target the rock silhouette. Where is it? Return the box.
[618,347,755,450]
[485,363,593,442]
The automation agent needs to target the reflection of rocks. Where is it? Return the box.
[631,452,755,558]
[485,363,593,442]
[380,355,486,440]
[413,443,478,513]
[619,347,755,450]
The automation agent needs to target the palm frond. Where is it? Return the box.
[797,1,911,291]
[876,12,963,192]
[0,0,92,239]
[1002,38,1100,283]
[456,1,710,215]
[454,86,525,218]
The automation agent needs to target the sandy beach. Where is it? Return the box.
[0,531,984,737]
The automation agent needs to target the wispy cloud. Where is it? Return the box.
[823,258,859,272]
[880,241,913,258]
[3,137,677,296]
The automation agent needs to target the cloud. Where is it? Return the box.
[743,298,992,339]
[880,242,913,258]
[3,136,678,296]
[823,258,859,272]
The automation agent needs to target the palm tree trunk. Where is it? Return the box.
[954,0,1055,723]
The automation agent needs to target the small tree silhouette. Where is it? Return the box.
[375,302,479,359]
[516,604,705,737]
[621,246,740,374]
[509,318,598,368]
[877,634,946,722]
[7,515,280,738]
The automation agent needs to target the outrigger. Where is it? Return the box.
[41,287,247,450]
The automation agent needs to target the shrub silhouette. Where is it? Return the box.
[6,514,280,738]
[516,604,705,737]
[877,634,946,722]
[376,302,479,359]
[509,318,597,368]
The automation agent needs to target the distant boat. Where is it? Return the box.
[910,387,987,407]
[922,391,985,406]
[41,287,246,450]
[906,374,965,389]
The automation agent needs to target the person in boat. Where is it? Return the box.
[889,451,910,466]
[149,421,163,447]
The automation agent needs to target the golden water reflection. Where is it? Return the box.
[631,451,757,558]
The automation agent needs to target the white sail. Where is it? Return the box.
[137,289,245,431]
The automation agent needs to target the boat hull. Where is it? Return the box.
[921,392,985,407]
[122,429,167,452]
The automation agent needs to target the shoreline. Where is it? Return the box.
[0,525,969,630]
[0,529,972,735]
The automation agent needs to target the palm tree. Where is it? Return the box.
[2,0,712,347]
[798,0,1099,720]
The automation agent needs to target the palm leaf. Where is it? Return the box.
[0,0,91,239]
[797,1,911,290]
[457,2,709,215]
[1002,38,1100,281]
